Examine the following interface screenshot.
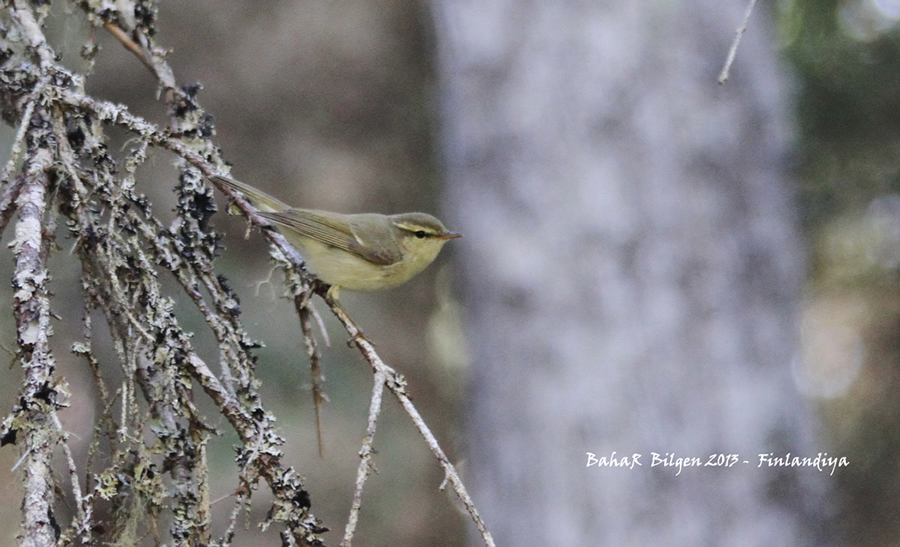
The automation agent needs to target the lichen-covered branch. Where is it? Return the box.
[1,1,326,545]
[0,1,491,546]
[11,118,62,547]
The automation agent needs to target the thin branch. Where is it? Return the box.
[103,22,156,75]
[0,174,25,242]
[325,292,496,547]
[218,483,251,546]
[0,72,47,188]
[718,0,758,84]
[1,0,56,235]
[101,20,178,98]
[50,410,91,544]
[296,291,327,458]
[59,90,310,273]
[341,368,385,547]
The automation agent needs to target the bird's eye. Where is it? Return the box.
[415,230,427,239]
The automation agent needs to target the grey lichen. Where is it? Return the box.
[1,3,492,546]
[0,1,326,545]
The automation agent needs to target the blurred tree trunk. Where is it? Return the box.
[433,1,831,545]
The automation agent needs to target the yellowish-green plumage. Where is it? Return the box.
[210,175,461,297]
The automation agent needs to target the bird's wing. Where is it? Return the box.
[259,210,403,266]
[210,175,290,213]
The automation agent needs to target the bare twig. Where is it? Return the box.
[103,22,156,75]
[296,291,327,457]
[718,0,758,84]
[341,368,385,547]
[325,292,496,547]
[101,20,178,97]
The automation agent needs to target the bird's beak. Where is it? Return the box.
[439,232,463,240]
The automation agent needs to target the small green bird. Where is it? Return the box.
[210,175,461,299]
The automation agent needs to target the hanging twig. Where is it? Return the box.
[718,0,758,84]
[296,290,328,457]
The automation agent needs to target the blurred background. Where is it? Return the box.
[1,0,900,545]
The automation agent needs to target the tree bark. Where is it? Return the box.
[433,1,830,544]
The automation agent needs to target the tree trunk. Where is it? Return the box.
[432,1,831,545]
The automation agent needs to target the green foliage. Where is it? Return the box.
[781,0,900,226]
[782,4,900,545]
